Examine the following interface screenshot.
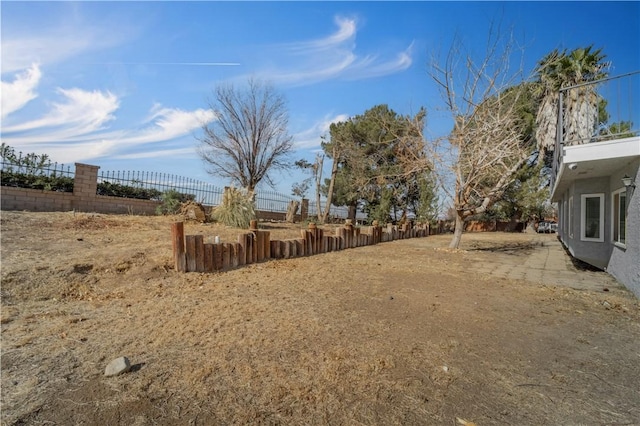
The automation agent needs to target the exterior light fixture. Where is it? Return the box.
[621,175,636,188]
[568,163,578,170]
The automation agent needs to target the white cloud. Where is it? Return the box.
[112,147,197,160]
[344,42,414,80]
[293,113,350,149]
[1,65,216,163]
[1,21,133,74]
[287,16,357,53]
[1,64,42,119]
[239,15,413,87]
[2,87,120,138]
[100,106,216,146]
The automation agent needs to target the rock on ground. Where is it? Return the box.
[104,357,131,377]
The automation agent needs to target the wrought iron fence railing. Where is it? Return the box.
[0,157,74,192]
[97,170,224,205]
[2,155,368,219]
[255,190,296,213]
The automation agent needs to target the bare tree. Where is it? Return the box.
[428,28,534,248]
[198,79,294,193]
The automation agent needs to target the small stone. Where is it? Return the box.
[104,356,131,377]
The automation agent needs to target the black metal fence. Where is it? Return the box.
[97,170,366,218]
[2,154,367,219]
[0,155,75,192]
[97,170,224,205]
[307,200,367,221]
[255,189,296,213]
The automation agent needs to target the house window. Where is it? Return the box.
[612,188,626,246]
[568,196,573,238]
[581,194,604,242]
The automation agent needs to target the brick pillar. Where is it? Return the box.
[300,198,309,221]
[73,163,100,211]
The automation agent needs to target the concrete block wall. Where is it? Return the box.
[1,163,160,215]
[0,187,75,211]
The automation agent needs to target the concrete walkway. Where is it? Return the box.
[469,234,622,292]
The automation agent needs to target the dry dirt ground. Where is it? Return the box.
[1,211,639,425]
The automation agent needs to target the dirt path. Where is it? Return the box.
[1,212,639,425]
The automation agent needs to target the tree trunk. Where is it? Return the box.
[348,204,357,223]
[315,155,324,222]
[286,200,299,223]
[449,213,464,249]
[320,151,339,224]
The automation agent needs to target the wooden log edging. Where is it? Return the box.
[171,219,431,273]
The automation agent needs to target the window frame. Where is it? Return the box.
[568,196,574,238]
[580,193,605,242]
[611,187,627,248]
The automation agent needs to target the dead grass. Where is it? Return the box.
[1,211,639,425]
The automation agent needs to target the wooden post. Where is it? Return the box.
[222,243,231,270]
[246,234,254,264]
[308,223,318,255]
[185,235,197,272]
[371,221,380,245]
[256,231,265,262]
[171,222,186,272]
[301,229,311,256]
[296,239,305,257]
[231,243,240,268]
[344,222,353,249]
[213,244,223,271]
[194,235,205,272]
[271,240,280,259]
[264,231,271,259]
[354,227,361,248]
[204,244,214,272]
[317,229,324,253]
[249,221,258,263]
[248,233,254,264]
[282,240,290,259]
[237,234,246,266]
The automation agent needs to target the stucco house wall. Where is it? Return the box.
[606,162,640,297]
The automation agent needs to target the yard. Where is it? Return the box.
[1,211,639,425]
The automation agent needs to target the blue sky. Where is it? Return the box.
[2,1,639,195]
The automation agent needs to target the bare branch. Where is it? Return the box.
[426,26,532,248]
[197,78,294,192]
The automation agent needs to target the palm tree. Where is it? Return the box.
[534,46,609,165]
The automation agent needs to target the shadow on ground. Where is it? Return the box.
[556,237,603,271]
[466,241,543,255]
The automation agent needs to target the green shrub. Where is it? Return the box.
[96,181,163,200]
[0,170,74,192]
[212,187,256,228]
